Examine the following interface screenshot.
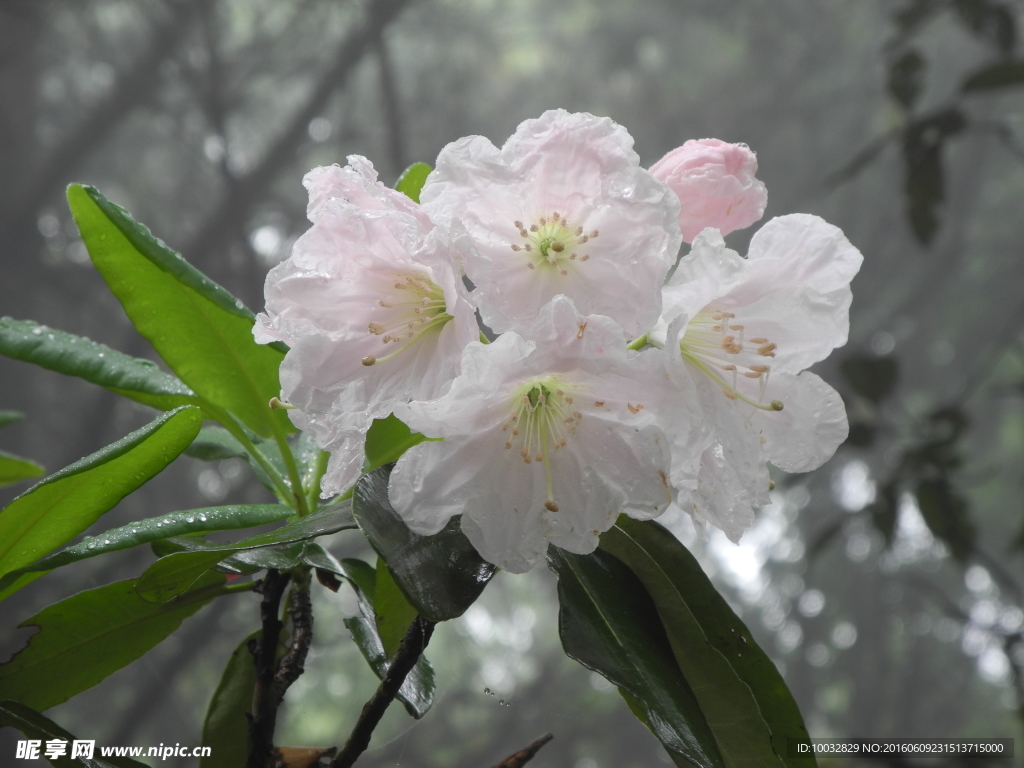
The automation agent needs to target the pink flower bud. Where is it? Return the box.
[649,138,768,243]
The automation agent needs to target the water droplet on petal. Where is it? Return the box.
[86,542,96,549]
[199,514,207,521]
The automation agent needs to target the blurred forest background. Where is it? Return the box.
[2,0,1024,766]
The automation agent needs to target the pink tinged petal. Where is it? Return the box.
[758,371,848,473]
[303,156,432,227]
[422,110,680,337]
[650,138,767,243]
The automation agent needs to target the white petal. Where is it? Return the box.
[759,371,849,473]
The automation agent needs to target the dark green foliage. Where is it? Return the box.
[352,465,496,622]
[327,555,435,718]
[902,108,967,243]
[841,355,899,404]
[67,185,292,439]
[135,501,355,601]
[916,478,975,562]
[0,700,149,768]
[0,504,293,592]
[870,481,901,546]
[0,572,228,712]
[548,545,725,768]
[0,317,197,411]
[888,49,926,108]
[601,518,816,768]
[951,0,1016,53]
[963,59,1024,90]
[200,631,261,768]
[0,406,203,596]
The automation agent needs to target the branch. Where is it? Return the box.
[273,569,314,700]
[489,734,554,768]
[330,616,436,768]
[248,569,292,768]
[185,0,411,269]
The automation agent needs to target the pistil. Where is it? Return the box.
[502,379,581,512]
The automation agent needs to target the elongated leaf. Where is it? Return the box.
[394,162,432,203]
[0,571,226,711]
[0,450,44,487]
[0,699,149,768]
[0,317,197,411]
[0,406,203,589]
[352,466,495,622]
[185,425,287,493]
[600,518,814,767]
[67,184,291,438]
[136,501,355,601]
[548,546,725,768]
[0,410,25,428]
[0,504,294,592]
[336,557,434,718]
[374,559,419,658]
[363,414,430,473]
[200,631,259,768]
[963,60,1024,91]
[185,425,249,461]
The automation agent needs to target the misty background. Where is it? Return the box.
[2,0,1024,765]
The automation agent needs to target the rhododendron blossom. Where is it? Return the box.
[387,297,702,573]
[650,138,768,243]
[255,157,477,495]
[421,109,681,338]
[651,215,862,539]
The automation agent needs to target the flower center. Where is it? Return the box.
[509,213,599,275]
[502,378,582,512]
[679,307,783,412]
[361,271,452,367]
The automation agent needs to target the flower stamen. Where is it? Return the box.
[680,307,784,411]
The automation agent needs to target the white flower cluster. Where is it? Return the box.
[256,110,862,573]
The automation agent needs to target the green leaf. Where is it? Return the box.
[0,317,197,411]
[963,60,1024,91]
[185,425,249,461]
[0,410,25,428]
[0,571,227,711]
[0,699,149,768]
[352,465,495,622]
[600,518,815,768]
[184,425,287,494]
[0,450,44,487]
[335,557,435,718]
[136,501,355,601]
[363,415,431,474]
[548,545,725,768]
[0,504,292,593]
[888,49,926,108]
[374,559,419,658]
[916,478,975,562]
[0,406,203,589]
[394,162,432,203]
[901,108,966,244]
[841,356,898,404]
[67,184,291,438]
[200,631,259,768]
